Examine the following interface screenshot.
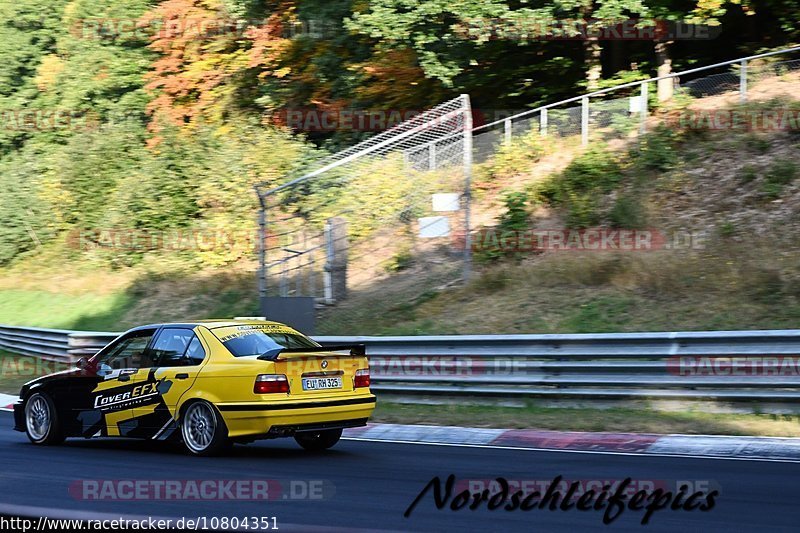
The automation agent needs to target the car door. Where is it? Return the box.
[78,328,158,437]
[127,327,208,439]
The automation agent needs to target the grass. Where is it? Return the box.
[317,246,800,335]
[0,352,72,395]
[372,400,800,437]
[0,289,134,330]
[0,263,260,331]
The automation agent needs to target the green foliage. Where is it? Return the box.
[632,125,678,171]
[497,191,530,232]
[719,221,736,238]
[761,159,798,199]
[475,190,532,263]
[536,144,624,228]
[560,295,635,333]
[0,150,53,263]
[478,131,544,183]
[744,135,771,154]
[609,195,647,229]
[384,247,415,273]
[738,164,759,183]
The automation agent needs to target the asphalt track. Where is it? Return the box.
[0,412,798,532]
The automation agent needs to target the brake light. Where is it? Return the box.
[254,374,289,394]
[354,368,370,388]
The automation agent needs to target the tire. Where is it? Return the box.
[24,392,65,445]
[294,428,342,451]
[180,401,229,456]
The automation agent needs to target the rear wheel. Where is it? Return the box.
[24,392,65,445]
[294,428,342,451]
[180,401,229,456]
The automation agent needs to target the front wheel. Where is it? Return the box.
[24,392,65,445]
[294,428,342,451]
[180,401,229,456]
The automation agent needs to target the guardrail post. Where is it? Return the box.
[503,118,512,145]
[540,108,548,137]
[740,59,748,103]
[640,81,649,134]
[581,97,589,146]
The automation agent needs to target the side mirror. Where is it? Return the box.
[76,357,89,370]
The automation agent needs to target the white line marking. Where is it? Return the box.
[341,437,800,464]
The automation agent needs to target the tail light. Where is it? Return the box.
[354,368,370,388]
[254,374,289,394]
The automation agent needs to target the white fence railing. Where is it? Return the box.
[471,45,800,161]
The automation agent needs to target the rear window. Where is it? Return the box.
[211,324,319,357]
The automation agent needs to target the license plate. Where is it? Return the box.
[302,377,343,391]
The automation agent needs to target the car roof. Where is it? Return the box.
[128,319,290,332]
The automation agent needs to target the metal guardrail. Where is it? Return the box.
[3,325,800,401]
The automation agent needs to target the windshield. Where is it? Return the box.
[211,324,319,357]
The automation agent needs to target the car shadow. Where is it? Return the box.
[56,437,357,460]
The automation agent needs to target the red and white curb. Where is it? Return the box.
[3,398,799,461]
[0,393,16,412]
[343,423,800,461]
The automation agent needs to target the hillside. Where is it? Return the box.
[1,70,799,334]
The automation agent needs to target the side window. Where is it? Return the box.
[185,336,206,365]
[97,330,157,370]
[150,328,196,367]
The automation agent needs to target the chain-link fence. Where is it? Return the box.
[253,46,800,332]
[254,95,473,326]
[472,46,800,154]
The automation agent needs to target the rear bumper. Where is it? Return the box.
[217,394,376,439]
[266,417,368,437]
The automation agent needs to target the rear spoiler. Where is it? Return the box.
[257,344,366,361]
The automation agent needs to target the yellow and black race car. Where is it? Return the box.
[13,320,375,455]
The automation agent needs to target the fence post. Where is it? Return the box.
[257,200,266,302]
[640,81,649,134]
[540,108,548,137]
[504,118,512,145]
[581,97,589,146]
[461,94,473,282]
[428,142,436,170]
[323,218,348,304]
[740,59,748,103]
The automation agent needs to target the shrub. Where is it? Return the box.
[536,144,624,228]
[761,159,797,199]
[744,135,771,154]
[478,131,544,184]
[474,190,532,263]
[738,164,759,183]
[385,247,414,273]
[718,221,736,238]
[558,144,624,195]
[609,195,646,229]
[633,126,678,171]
